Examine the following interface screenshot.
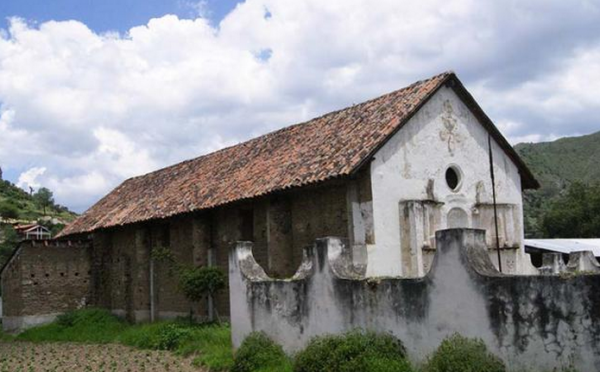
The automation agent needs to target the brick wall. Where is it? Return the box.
[89,180,352,321]
[1,240,91,332]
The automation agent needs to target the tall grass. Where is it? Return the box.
[118,320,234,371]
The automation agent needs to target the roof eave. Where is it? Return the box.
[350,73,540,190]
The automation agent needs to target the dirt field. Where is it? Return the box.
[0,341,204,372]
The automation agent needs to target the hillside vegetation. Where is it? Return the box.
[0,179,78,269]
[515,130,600,237]
[0,180,77,223]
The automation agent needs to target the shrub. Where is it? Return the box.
[232,332,292,372]
[293,330,412,372]
[179,266,226,302]
[423,334,505,372]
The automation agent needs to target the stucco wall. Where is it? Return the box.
[229,229,600,371]
[1,240,92,332]
[368,86,530,277]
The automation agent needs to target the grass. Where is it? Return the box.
[17,308,126,343]
[118,320,234,371]
[13,308,234,371]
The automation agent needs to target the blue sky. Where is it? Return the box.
[0,0,599,212]
[0,0,241,32]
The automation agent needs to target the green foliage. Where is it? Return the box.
[0,179,77,225]
[541,182,600,238]
[182,325,234,371]
[32,187,54,215]
[422,334,505,372]
[119,320,234,371]
[0,201,19,219]
[0,224,19,260]
[232,332,292,372]
[15,308,234,371]
[17,308,126,344]
[119,322,192,350]
[151,246,176,264]
[515,131,600,237]
[179,266,227,302]
[4,315,587,372]
[293,330,412,372]
[0,329,15,341]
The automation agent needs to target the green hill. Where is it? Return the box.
[0,179,78,270]
[515,130,600,237]
[0,179,78,224]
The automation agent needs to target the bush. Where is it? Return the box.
[293,330,412,372]
[423,334,505,372]
[232,332,292,372]
[179,266,226,302]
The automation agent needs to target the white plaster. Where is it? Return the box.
[229,232,600,371]
[368,86,528,277]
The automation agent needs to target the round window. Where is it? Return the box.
[445,166,461,191]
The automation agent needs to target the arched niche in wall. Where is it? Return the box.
[447,207,469,229]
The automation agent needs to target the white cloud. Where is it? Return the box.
[17,167,46,191]
[0,0,599,211]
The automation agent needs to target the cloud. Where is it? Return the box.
[17,167,47,191]
[0,0,599,212]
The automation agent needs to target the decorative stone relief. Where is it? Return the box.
[439,100,463,155]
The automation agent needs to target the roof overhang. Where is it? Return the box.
[525,239,600,257]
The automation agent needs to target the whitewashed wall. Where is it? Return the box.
[368,86,530,277]
[229,231,600,372]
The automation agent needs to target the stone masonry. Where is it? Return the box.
[1,240,91,332]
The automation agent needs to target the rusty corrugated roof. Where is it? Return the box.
[59,71,538,237]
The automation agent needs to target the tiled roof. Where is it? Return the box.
[59,72,538,237]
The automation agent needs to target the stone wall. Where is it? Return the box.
[229,229,600,371]
[1,240,92,332]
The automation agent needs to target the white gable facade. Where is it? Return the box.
[356,86,534,277]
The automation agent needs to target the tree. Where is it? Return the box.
[151,246,227,322]
[541,182,600,238]
[178,266,226,322]
[33,187,54,215]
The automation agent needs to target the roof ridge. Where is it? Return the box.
[127,71,453,183]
